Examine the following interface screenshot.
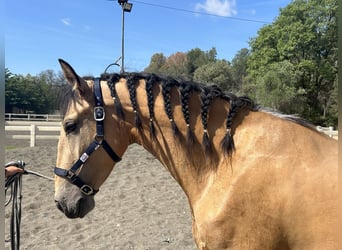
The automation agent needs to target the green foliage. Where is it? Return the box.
[186,47,217,78]
[231,48,249,91]
[245,61,306,114]
[5,69,65,114]
[144,53,166,74]
[193,60,234,91]
[247,0,337,126]
[161,52,188,79]
[144,47,218,80]
[144,48,235,91]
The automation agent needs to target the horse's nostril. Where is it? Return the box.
[55,200,64,212]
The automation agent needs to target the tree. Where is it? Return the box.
[144,53,166,74]
[5,68,13,80]
[160,52,188,79]
[38,70,67,112]
[247,0,337,126]
[5,69,63,114]
[193,60,234,91]
[231,48,249,91]
[186,47,217,78]
[246,61,306,114]
[144,48,218,80]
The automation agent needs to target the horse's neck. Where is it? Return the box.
[110,78,226,201]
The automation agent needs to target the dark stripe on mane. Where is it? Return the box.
[145,74,159,140]
[180,81,200,147]
[106,74,125,120]
[200,85,221,156]
[101,72,257,157]
[260,107,318,131]
[126,74,143,133]
[162,77,181,137]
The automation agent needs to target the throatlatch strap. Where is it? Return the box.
[101,140,121,162]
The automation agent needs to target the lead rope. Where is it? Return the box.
[5,160,54,250]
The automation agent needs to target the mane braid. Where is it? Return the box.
[161,77,181,137]
[200,85,224,156]
[180,82,200,146]
[126,74,143,133]
[104,74,125,120]
[145,74,159,140]
[200,87,212,155]
[220,94,256,156]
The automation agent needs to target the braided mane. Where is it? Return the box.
[102,72,258,157]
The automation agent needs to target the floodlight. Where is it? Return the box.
[123,2,133,12]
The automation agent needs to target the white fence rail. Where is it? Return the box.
[5,113,61,121]
[316,126,338,140]
[5,121,61,147]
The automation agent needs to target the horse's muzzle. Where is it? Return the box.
[55,185,95,218]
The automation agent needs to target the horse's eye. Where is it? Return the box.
[64,122,77,135]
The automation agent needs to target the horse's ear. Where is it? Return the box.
[58,59,90,96]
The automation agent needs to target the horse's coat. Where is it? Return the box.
[55,59,338,249]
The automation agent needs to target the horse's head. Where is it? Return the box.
[54,59,127,218]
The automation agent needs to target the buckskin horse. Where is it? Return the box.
[54,59,338,249]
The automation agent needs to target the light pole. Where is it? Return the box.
[118,0,133,73]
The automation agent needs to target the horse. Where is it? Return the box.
[54,59,338,250]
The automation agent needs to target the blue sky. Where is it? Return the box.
[5,0,290,76]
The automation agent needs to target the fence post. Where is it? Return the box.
[30,124,36,147]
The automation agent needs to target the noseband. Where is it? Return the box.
[54,78,121,196]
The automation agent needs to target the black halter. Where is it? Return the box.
[54,78,121,196]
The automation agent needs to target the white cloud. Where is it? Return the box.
[61,18,71,26]
[195,0,237,17]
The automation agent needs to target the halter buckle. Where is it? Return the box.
[94,106,105,121]
[80,184,94,195]
[66,170,76,180]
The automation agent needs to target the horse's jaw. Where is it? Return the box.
[54,184,95,219]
